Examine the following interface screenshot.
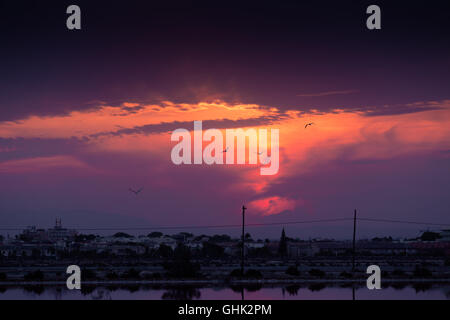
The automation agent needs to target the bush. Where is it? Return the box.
[122,268,140,279]
[230,269,243,277]
[165,261,200,278]
[82,269,97,280]
[113,232,133,238]
[340,271,352,279]
[0,272,6,281]
[148,232,163,238]
[392,269,405,277]
[286,266,300,276]
[141,271,162,280]
[164,244,200,278]
[157,244,174,258]
[229,269,263,279]
[308,268,325,278]
[106,271,119,280]
[413,266,432,278]
[245,269,263,279]
[202,242,225,258]
[24,270,44,281]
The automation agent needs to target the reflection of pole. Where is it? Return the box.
[352,209,357,272]
[241,205,247,276]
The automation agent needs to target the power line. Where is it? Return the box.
[0,218,353,231]
[357,218,450,227]
[0,217,448,232]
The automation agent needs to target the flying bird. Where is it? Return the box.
[222,147,229,153]
[255,151,264,155]
[129,187,144,195]
[261,156,271,165]
[305,122,314,129]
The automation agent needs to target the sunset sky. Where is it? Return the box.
[0,1,449,239]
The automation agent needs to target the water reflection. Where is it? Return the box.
[412,283,432,293]
[161,287,201,300]
[0,283,448,300]
[308,283,326,292]
[23,285,45,295]
[230,284,262,293]
[91,288,112,300]
[284,285,301,296]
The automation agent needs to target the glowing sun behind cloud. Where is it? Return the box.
[248,196,299,216]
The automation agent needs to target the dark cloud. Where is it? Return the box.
[0,137,87,162]
[1,1,449,122]
[90,114,290,138]
[358,104,445,117]
[296,90,359,97]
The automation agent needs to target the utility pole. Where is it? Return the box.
[352,209,357,272]
[241,205,247,276]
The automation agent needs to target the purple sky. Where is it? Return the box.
[0,1,449,239]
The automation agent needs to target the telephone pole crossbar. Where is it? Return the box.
[241,205,247,276]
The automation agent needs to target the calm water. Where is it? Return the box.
[0,283,449,300]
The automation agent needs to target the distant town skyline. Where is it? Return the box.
[0,217,449,241]
[0,1,449,239]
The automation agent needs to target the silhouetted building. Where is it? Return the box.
[47,219,77,242]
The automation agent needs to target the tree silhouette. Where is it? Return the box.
[164,244,199,278]
[148,232,163,238]
[157,244,173,258]
[202,241,225,258]
[420,231,441,242]
[113,232,132,238]
[278,228,288,257]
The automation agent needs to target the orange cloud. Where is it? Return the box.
[248,196,299,216]
[1,98,449,201]
[0,100,276,139]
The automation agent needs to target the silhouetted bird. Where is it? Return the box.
[222,147,229,153]
[305,122,314,128]
[261,156,271,165]
[129,187,143,195]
